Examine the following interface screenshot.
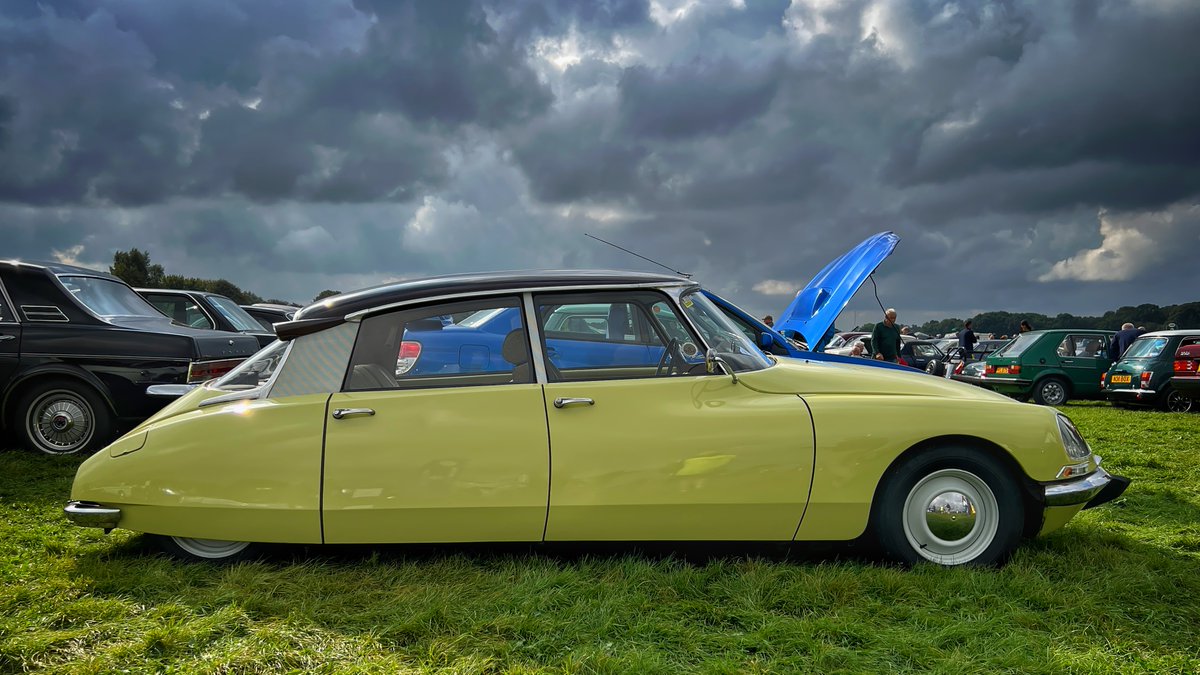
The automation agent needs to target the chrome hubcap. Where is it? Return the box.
[925,490,977,541]
[171,537,250,560]
[903,469,999,565]
[29,391,93,454]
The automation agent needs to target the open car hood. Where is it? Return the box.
[774,231,899,349]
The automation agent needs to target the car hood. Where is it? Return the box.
[775,231,899,349]
[739,358,1015,403]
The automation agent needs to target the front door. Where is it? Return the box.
[1055,334,1110,396]
[534,291,816,542]
[321,295,550,544]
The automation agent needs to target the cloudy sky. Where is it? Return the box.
[2,0,1198,324]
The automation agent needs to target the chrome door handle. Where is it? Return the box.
[332,408,375,420]
[0,335,14,342]
[554,397,594,409]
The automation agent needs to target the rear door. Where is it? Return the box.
[1056,334,1110,396]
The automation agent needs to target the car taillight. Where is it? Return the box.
[954,361,964,375]
[898,357,908,367]
[1100,373,1106,387]
[396,340,422,375]
[1009,365,1020,375]
[187,358,243,383]
[1140,371,1152,388]
[1175,359,1197,373]
[985,364,994,374]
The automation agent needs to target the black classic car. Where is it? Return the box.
[240,303,298,334]
[0,261,260,455]
[136,288,276,348]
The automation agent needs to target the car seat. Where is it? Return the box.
[502,329,560,382]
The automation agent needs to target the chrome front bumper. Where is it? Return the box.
[64,501,122,529]
[1043,465,1130,510]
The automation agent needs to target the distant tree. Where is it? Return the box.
[110,248,164,288]
[264,298,302,307]
[313,289,341,302]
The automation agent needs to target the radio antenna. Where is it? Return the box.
[584,232,692,278]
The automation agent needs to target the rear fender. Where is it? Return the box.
[1,364,117,427]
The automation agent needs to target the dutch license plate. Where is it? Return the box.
[995,367,1010,375]
[1110,374,1132,384]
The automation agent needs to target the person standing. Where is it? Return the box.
[1110,322,1139,359]
[871,308,902,362]
[762,315,774,328]
[959,320,978,360]
[1019,320,1033,333]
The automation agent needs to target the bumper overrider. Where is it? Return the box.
[64,501,121,530]
[1043,465,1130,511]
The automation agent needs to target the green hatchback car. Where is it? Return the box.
[1103,330,1200,412]
[980,330,1116,405]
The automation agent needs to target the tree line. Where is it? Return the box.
[109,249,337,305]
[856,302,1200,337]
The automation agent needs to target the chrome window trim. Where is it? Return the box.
[521,293,548,385]
[342,281,698,322]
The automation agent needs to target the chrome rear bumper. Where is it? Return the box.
[64,501,122,529]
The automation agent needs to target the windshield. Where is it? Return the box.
[213,340,288,391]
[1123,337,1169,359]
[678,291,771,372]
[992,332,1040,358]
[58,276,163,318]
[208,295,266,332]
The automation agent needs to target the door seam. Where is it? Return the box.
[319,393,332,544]
[791,394,817,542]
[540,384,553,542]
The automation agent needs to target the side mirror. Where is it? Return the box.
[706,348,738,384]
[759,333,774,348]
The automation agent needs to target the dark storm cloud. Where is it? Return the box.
[1,0,1198,318]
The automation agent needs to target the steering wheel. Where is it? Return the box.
[655,338,682,377]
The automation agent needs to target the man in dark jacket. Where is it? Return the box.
[871,308,902,362]
[1109,323,1140,359]
[959,320,978,359]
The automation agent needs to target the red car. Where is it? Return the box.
[1170,344,1200,402]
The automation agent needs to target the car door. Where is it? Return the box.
[0,281,21,387]
[1056,334,1110,396]
[535,290,816,542]
[321,295,550,544]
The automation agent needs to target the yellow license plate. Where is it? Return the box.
[995,367,1010,374]
[1110,374,1132,384]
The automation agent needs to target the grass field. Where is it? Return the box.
[2,401,1198,674]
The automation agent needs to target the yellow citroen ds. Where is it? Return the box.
[65,268,1128,566]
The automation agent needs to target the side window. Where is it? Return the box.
[1056,336,1073,357]
[145,294,214,329]
[1071,335,1106,358]
[345,296,529,391]
[914,344,938,359]
[534,291,703,382]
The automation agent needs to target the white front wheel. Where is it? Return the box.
[155,535,254,562]
[901,469,1000,566]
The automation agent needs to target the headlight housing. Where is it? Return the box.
[1056,414,1091,460]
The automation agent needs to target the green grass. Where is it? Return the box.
[2,402,1198,673]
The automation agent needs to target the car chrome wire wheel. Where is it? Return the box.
[26,389,95,455]
[1165,390,1192,413]
[170,537,251,560]
[901,468,999,566]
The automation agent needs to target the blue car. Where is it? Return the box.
[389,232,909,379]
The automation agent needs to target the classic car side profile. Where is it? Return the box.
[0,261,260,455]
[66,270,1128,566]
[979,329,1116,405]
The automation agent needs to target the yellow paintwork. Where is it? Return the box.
[71,355,1089,547]
[322,385,550,543]
[739,360,1072,540]
[72,392,328,543]
[543,375,813,541]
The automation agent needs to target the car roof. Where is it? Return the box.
[1137,329,1200,337]
[292,270,693,322]
[0,259,124,282]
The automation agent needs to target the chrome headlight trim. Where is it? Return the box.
[1056,414,1091,461]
